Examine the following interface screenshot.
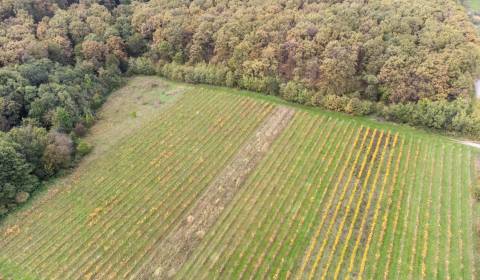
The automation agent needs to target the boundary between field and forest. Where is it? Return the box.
[6,75,479,236]
[121,77,480,278]
[0,76,478,279]
[2,75,479,228]
[155,77,480,275]
[154,77,471,144]
[0,77,185,226]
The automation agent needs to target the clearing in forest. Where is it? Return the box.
[0,77,478,279]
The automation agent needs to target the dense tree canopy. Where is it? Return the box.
[0,0,126,216]
[129,0,480,104]
[0,136,38,215]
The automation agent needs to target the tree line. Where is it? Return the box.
[1,0,479,216]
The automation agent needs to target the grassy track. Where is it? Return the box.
[0,77,478,279]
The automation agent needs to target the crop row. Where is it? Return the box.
[176,111,478,280]
[178,113,377,279]
[0,90,276,279]
[1,92,478,279]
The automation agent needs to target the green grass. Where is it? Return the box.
[470,0,480,12]
[0,77,478,279]
[0,87,274,279]
[177,113,478,279]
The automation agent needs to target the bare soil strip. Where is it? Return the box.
[133,106,295,279]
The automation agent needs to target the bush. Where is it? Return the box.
[91,93,104,111]
[159,63,230,87]
[76,140,92,157]
[452,112,480,138]
[7,125,48,178]
[281,81,311,104]
[322,95,349,112]
[73,123,87,137]
[383,99,480,136]
[83,113,95,128]
[473,186,480,201]
[225,71,236,88]
[18,59,54,86]
[42,132,73,176]
[53,107,74,133]
[183,65,198,84]
[127,57,155,76]
[126,33,147,57]
[164,63,186,81]
[15,191,30,204]
[99,66,123,90]
[344,97,374,116]
[0,137,38,216]
[238,76,277,94]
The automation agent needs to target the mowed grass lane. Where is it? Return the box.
[0,89,274,279]
[177,111,479,279]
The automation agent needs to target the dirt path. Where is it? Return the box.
[132,106,296,279]
[458,140,480,149]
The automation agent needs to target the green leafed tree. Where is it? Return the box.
[0,136,38,216]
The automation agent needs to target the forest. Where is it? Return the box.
[0,0,479,216]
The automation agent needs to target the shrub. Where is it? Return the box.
[282,81,301,102]
[281,81,311,104]
[7,125,48,178]
[383,103,415,124]
[99,66,123,90]
[452,112,480,138]
[84,113,95,128]
[91,93,104,110]
[169,64,186,81]
[172,51,186,64]
[311,92,324,107]
[383,99,480,136]
[127,57,155,76]
[344,98,360,115]
[160,63,230,87]
[477,222,480,239]
[15,191,30,204]
[76,140,93,157]
[126,33,147,57]
[0,137,38,215]
[73,123,87,137]
[183,66,198,84]
[322,95,349,112]
[42,132,73,176]
[344,97,374,116]
[18,59,54,86]
[52,107,74,133]
[225,71,236,88]
[238,75,279,95]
